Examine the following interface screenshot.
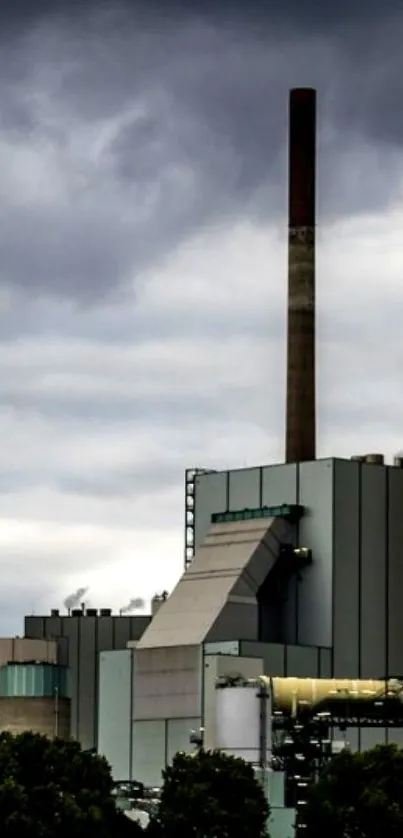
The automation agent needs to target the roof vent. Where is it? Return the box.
[394,456,403,468]
[99,608,112,617]
[50,609,59,617]
[151,592,168,617]
[71,609,83,617]
[350,455,365,462]
[364,453,384,465]
[85,608,97,617]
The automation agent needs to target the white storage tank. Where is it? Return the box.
[215,681,272,767]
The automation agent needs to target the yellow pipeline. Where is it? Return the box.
[258,677,403,714]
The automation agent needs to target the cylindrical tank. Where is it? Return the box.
[215,683,271,764]
[267,677,400,713]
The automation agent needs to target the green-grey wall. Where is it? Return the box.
[194,460,334,649]
[98,650,132,781]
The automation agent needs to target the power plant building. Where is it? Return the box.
[95,90,403,795]
[24,609,151,749]
[97,455,403,788]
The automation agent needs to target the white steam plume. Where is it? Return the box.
[63,587,88,611]
[120,597,145,614]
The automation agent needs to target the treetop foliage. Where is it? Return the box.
[304,743,403,838]
[150,748,270,838]
[0,730,139,838]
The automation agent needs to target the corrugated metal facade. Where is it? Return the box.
[24,613,151,749]
[195,457,403,751]
[194,460,333,648]
[0,663,67,698]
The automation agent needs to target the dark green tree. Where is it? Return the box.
[149,748,269,838]
[304,743,403,838]
[0,730,142,838]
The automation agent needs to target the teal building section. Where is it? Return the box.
[0,663,68,698]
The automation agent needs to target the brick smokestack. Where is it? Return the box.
[286,87,316,463]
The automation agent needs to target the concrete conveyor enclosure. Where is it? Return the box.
[137,514,307,649]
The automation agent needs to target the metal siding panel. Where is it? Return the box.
[194,471,228,549]
[98,650,132,781]
[204,641,240,656]
[286,645,319,677]
[261,464,298,506]
[113,617,131,648]
[388,728,403,747]
[333,726,359,751]
[360,728,387,750]
[298,459,334,647]
[360,464,386,678]
[44,617,63,643]
[60,617,79,738]
[240,641,285,675]
[333,459,360,677]
[131,720,166,787]
[129,616,150,640]
[78,617,97,749]
[269,807,296,838]
[56,637,69,667]
[319,647,332,678]
[97,617,114,652]
[96,616,115,741]
[388,467,403,677]
[24,616,45,639]
[167,717,201,764]
[228,468,260,510]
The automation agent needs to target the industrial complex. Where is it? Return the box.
[1,88,402,836]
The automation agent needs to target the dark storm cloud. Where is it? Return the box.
[0,0,394,33]
[0,0,401,302]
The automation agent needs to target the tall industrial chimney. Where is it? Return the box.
[286,87,316,463]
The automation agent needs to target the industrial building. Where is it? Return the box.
[97,456,403,777]
[24,608,150,749]
[94,86,403,837]
[0,637,69,738]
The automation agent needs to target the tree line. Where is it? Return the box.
[0,730,402,836]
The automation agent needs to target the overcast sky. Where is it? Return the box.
[1,0,403,632]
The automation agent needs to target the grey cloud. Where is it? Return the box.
[0,2,400,303]
[56,461,183,499]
